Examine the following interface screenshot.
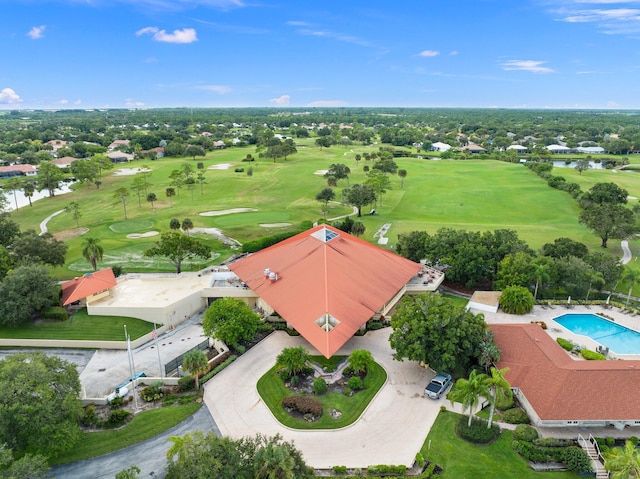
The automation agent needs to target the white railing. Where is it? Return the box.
[578,433,609,478]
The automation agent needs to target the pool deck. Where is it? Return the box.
[477,304,640,360]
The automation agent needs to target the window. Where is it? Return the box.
[315,313,339,332]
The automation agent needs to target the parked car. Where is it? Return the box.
[425,372,452,399]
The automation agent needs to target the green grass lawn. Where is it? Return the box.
[49,402,201,465]
[0,309,153,340]
[422,411,580,479]
[8,144,631,279]
[256,358,387,429]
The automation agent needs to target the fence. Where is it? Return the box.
[164,339,210,376]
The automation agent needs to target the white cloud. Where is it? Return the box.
[307,100,347,107]
[136,27,198,44]
[125,100,145,107]
[449,50,459,56]
[197,85,232,94]
[74,99,82,105]
[286,21,309,26]
[296,29,372,47]
[27,25,45,40]
[0,88,23,104]
[551,3,640,36]
[418,50,440,57]
[59,99,69,105]
[144,57,158,63]
[500,60,554,73]
[269,95,290,106]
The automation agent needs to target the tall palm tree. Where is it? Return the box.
[449,370,491,427]
[254,443,296,479]
[532,261,551,300]
[82,237,104,271]
[487,367,512,428]
[22,181,35,207]
[181,218,194,237]
[605,440,640,479]
[182,349,209,390]
[622,268,640,305]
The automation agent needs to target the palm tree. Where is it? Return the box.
[347,349,374,375]
[169,218,181,231]
[276,346,311,380]
[182,349,209,390]
[605,440,640,479]
[622,268,640,305]
[166,187,176,206]
[182,218,194,237]
[398,169,407,188]
[532,261,551,300]
[82,237,104,271]
[486,367,512,428]
[22,181,35,206]
[146,192,157,211]
[254,442,296,479]
[166,431,204,461]
[449,370,491,427]
[478,332,501,372]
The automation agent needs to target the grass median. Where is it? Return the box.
[256,358,387,429]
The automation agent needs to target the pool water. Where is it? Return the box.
[554,313,640,355]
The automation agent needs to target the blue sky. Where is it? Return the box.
[1,0,640,109]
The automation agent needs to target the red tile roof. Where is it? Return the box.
[61,268,117,306]
[492,323,640,421]
[0,164,37,174]
[229,225,421,357]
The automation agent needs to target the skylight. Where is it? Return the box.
[315,313,340,332]
[311,227,339,243]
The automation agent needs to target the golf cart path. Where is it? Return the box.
[40,209,65,235]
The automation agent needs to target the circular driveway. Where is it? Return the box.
[203,329,443,469]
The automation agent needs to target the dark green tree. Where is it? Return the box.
[347,349,375,374]
[542,237,589,259]
[389,293,487,373]
[65,201,82,227]
[276,346,311,380]
[499,286,534,314]
[81,237,104,271]
[181,218,194,237]
[10,231,68,267]
[398,168,407,188]
[580,182,628,208]
[0,213,21,247]
[36,162,65,197]
[166,187,176,206]
[0,353,82,456]
[396,231,430,262]
[184,144,206,161]
[112,187,130,220]
[579,204,637,248]
[0,445,49,479]
[202,297,261,347]
[315,187,335,218]
[144,232,211,274]
[182,349,209,390]
[342,184,376,217]
[146,192,157,211]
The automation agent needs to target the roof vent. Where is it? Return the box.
[268,272,278,282]
[263,268,270,277]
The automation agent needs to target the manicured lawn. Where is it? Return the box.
[9,144,631,280]
[0,309,153,341]
[49,402,201,465]
[256,358,387,429]
[422,411,580,479]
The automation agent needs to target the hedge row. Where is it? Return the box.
[366,464,407,476]
[201,355,238,385]
[556,337,574,351]
[241,221,313,253]
[581,349,606,360]
[512,441,592,473]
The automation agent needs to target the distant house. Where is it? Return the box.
[51,156,78,169]
[493,323,640,430]
[506,145,528,153]
[576,146,605,155]
[106,151,134,163]
[108,139,130,151]
[431,141,452,152]
[0,164,38,178]
[141,147,164,159]
[45,139,68,153]
[462,142,487,154]
[546,144,572,154]
[61,268,118,306]
[213,140,226,149]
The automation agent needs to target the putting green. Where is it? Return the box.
[109,220,155,234]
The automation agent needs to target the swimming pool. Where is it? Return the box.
[554,313,640,355]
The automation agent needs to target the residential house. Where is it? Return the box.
[106,151,134,163]
[431,141,452,152]
[0,164,38,178]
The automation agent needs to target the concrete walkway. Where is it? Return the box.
[39,209,64,235]
[204,328,444,469]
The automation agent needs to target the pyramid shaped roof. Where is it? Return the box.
[229,225,421,357]
[61,268,117,306]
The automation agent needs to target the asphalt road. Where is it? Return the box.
[49,406,220,479]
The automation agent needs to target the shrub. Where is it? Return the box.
[242,230,305,253]
[234,344,246,355]
[313,377,327,395]
[630,436,639,446]
[81,405,98,427]
[556,337,574,351]
[502,408,530,424]
[415,452,425,468]
[234,167,244,173]
[581,349,606,360]
[421,462,437,478]
[112,265,124,277]
[247,167,253,177]
[42,306,68,321]
[178,375,196,392]
[289,375,300,387]
[495,394,515,411]
[534,437,573,447]
[367,320,384,331]
[109,395,124,410]
[332,465,347,475]
[282,396,323,419]
[366,464,407,476]
[348,376,363,391]
[343,386,352,396]
[512,440,555,463]
[106,410,131,427]
[201,355,237,384]
[559,446,592,473]
[499,286,534,314]
[514,424,539,442]
[456,416,500,444]
[605,436,616,447]
[140,382,164,402]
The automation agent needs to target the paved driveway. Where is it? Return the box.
[204,329,444,469]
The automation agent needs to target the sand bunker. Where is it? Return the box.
[54,227,89,241]
[126,231,159,239]
[112,167,152,176]
[208,163,234,170]
[259,223,292,228]
[199,208,258,216]
[314,169,328,175]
